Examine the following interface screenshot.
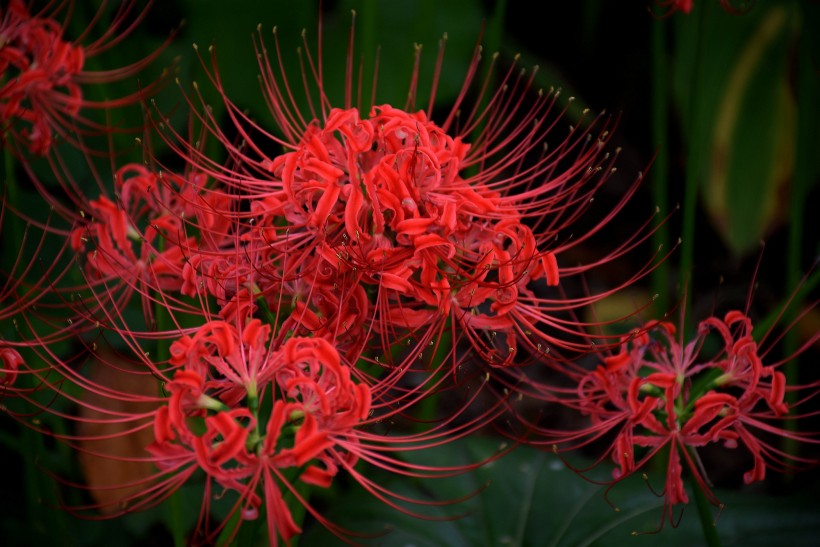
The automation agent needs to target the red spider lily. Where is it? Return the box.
[540,302,820,530]
[0,0,173,155]
[150,318,508,545]
[6,152,510,544]
[7,285,508,546]
[1,10,665,544]
[150,326,373,544]
[68,162,217,317]
[145,14,667,377]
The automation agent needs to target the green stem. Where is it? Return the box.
[413,321,452,429]
[484,0,508,68]
[690,471,722,547]
[782,0,817,470]
[167,491,185,547]
[153,250,186,546]
[680,5,709,339]
[650,13,671,318]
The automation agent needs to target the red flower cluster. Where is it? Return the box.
[148,320,371,543]
[0,9,669,541]
[69,163,218,315]
[0,0,85,154]
[158,24,662,375]
[21,6,813,546]
[0,0,171,155]
[545,309,819,529]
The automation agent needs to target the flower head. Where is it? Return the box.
[0,0,173,155]
[149,16,663,376]
[3,10,662,545]
[149,319,373,544]
[545,304,819,529]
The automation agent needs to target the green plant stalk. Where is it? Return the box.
[215,507,244,546]
[236,508,263,546]
[650,15,671,318]
[153,246,186,547]
[680,6,709,339]
[166,490,185,547]
[412,318,452,430]
[782,1,816,468]
[484,0,508,71]
[690,467,722,547]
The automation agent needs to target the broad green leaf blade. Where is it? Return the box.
[302,436,820,546]
[703,5,794,255]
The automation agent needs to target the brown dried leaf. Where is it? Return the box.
[76,351,161,514]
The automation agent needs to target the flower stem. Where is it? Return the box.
[153,246,186,546]
[680,5,709,339]
[690,472,722,547]
[414,318,453,428]
[650,13,671,318]
[781,0,816,472]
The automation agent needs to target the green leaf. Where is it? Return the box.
[301,436,820,546]
[702,6,794,255]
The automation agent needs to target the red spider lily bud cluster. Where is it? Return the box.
[0,0,172,155]
[542,307,819,530]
